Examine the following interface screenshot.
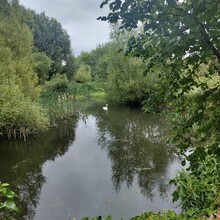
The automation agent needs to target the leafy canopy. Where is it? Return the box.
[99,0,220,215]
[99,0,220,157]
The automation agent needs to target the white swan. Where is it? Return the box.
[103,104,108,111]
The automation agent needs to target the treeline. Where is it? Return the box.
[76,27,164,108]
[0,0,76,138]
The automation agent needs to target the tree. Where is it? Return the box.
[62,54,77,81]
[0,4,48,137]
[77,45,109,81]
[99,0,220,80]
[106,43,150,105]
[99,0,220,155]
[22,10,76,79]
[99,0,220,215]
[31,52,52,83]
[74,65,92,83]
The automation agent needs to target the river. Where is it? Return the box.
[0,102,181,219]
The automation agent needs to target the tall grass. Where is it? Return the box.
[40,81,106,125]
[40,91,76,125]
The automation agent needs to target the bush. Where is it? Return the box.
[66,82,105,98]
[106,55,147,105]
[171,154,220,217]
[43,74,69,93]
[0,81,49,139]
[74,65,92,83]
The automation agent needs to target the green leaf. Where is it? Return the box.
[2,199,19,212]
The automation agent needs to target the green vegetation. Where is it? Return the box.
[0,1,78,138]
[22,8,76,80]
[0,182,19,219]
[1,0,220,219]
[98,0,220,218]
[0,4,49,139]
[74,65,92,83]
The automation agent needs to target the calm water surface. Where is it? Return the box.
[0,102,181,219]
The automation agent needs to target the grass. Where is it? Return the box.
[40,82,107,125]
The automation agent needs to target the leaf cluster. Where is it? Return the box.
[0,182,20,219]
[171,154,220,217]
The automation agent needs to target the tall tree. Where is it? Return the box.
[22,9,76,79]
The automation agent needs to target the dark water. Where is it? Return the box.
[0,102,181,220]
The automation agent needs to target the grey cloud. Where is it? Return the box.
[19,0,110,55]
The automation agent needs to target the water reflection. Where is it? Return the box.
[88,104,178,200]
[0,102,180,219]
[0,118,78,219]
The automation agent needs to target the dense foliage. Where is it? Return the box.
[1,0,220,218]
[0,4,49,139]
[0,0,77,138]
[77,33,163,107]
[74,65,92,83]
[99,0,220,218]
[22,9,77,79]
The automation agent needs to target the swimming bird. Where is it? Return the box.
[103,104,108,111]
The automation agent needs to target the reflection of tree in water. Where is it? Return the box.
[92,105,177,200]
[0,118,78,219]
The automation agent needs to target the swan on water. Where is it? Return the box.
[103,104,108,111]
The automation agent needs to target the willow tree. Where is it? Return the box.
[99,0,220,215]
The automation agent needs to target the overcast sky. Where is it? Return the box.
[19,0,110,56]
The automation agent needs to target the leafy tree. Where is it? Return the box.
[77,52,96,73]
[106,44,148,105]
[0,4,48,137]
[99,0,220,155]
[77,44,112,81]
[74,65,92,83]
[43,73,69,93]
[22,10,76,79]
[0,16,39,99]
[99,0,220,92]
[31,52,52,83]
[99,0,220,215]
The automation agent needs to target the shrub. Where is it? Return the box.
[0,81,49,139]
[74,65,92,83]
[170,154,220,217]
[43,74,69,93]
